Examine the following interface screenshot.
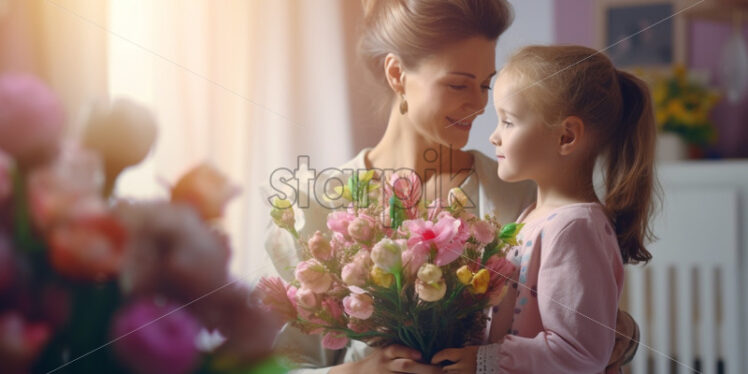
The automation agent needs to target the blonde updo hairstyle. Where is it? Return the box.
[358,0,513,113]
[502,45,659,264]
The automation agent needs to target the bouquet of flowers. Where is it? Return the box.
[0,74,284,374]
[652,64,721,146]
[259,169,520,361]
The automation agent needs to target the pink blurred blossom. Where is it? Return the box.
[0,74,65,166]
[111,298,201,374]
[321,332,349,350]
[0,150,11,203]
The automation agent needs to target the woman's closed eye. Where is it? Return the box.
[448,83,492,91]
[502,120,513,127]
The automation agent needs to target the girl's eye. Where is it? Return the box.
[481,85,492,91]
[502,120,513,127]
[449,85,467,90]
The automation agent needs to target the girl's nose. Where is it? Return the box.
[489,126,501,146]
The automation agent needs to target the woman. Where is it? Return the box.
[264,1,636,373]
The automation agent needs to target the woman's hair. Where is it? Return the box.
[358,0,513,109]
[503,45,659,264]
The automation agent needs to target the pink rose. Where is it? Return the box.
[472,220,496,244]
[0,74,64,166]
[308,231,333,260]
[321,332,349,350]
[321,297,343,320]
[347,215,376,243]
[296,287,319,309]
[295,259,333,293]
[327,211,355,238]
[340,251,369,287]
[343,293,374,320]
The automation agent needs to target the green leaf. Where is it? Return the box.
[498,223,524,246]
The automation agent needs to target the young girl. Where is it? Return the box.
[431,45,656,373]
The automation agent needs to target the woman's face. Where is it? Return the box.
[401,36,497,149]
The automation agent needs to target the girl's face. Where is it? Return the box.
[489,72,561,183]
[402,36,497,149]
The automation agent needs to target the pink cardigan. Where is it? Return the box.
[477,203,624,373]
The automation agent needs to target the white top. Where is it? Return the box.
[264,148,536,373]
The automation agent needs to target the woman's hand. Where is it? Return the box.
[431,346,479,374]
[330,345,443,374]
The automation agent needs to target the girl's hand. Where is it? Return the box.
[331,345,442,374]
[431,346,479,373]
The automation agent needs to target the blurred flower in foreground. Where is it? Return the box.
[0,150,12,203]
[0,311,52,374]
[115,202,230,301]
[0,74,65,167]
[170,163,240,221]
[81,99,157,196]
[27,143,106,230]
[111,298,202,374]
[48,213,128,282]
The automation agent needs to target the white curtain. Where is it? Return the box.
[1,0,361,281]
[106,0,357,280]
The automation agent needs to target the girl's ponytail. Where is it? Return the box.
[604,70,659,264]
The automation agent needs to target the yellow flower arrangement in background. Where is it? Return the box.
[652,64,721,146]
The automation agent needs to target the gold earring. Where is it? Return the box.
[399,94,408,115]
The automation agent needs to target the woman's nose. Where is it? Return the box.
[465,88,488,116]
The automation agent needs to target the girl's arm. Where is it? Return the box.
[477,218,624,373]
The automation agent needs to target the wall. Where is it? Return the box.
[554,0,748,158]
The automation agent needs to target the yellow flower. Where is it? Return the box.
[673,63,687,82]
[652,83,667,105]
[456,265,473,285]
[448,187,470,212]
[332,185,353,202]
[655,110,668,126]
[360,169,376,183]
[471,269,491,294]
[417,263,443,284]
[667,100,687,119]
[272,197,292,209]
[370,266,394,288]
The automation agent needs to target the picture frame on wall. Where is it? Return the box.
[598,0,687,69]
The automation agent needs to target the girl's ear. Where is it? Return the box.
[558,116,585,156]
[384,53,406,94]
